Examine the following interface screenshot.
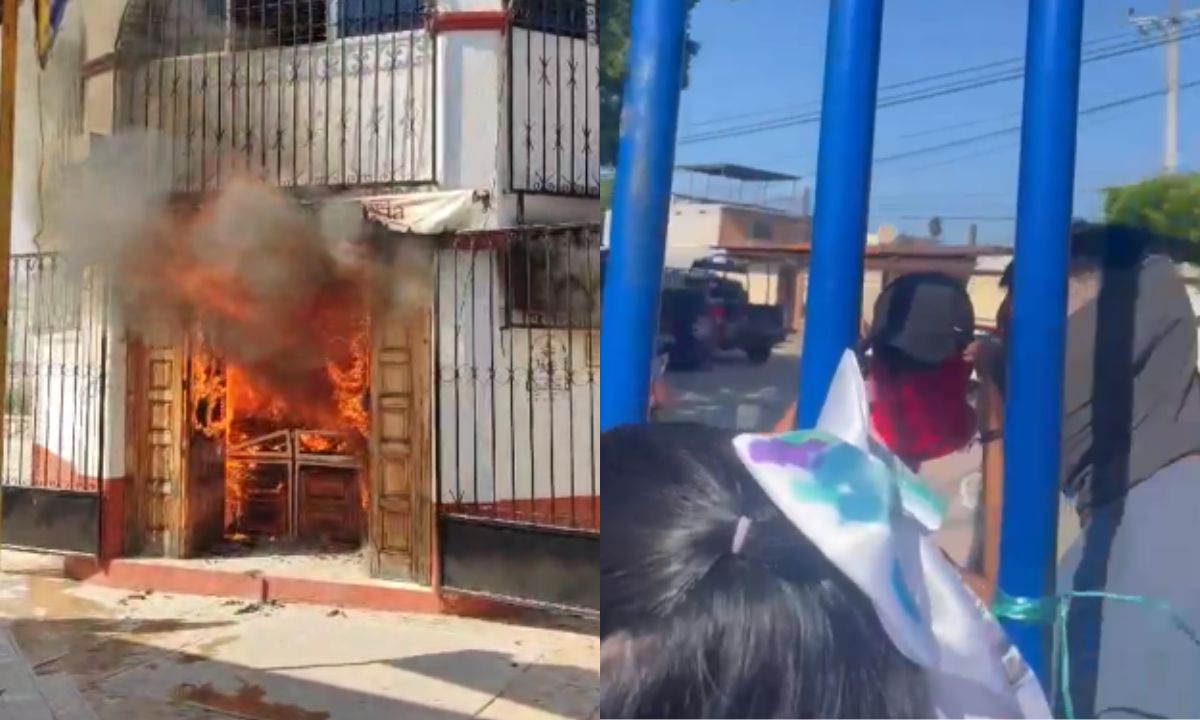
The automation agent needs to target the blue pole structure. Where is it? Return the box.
[796,0,886,427]
[998,0,1085,686]
[599,0,689,432]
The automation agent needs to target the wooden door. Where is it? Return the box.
[129,324,184,557]
[368,303,433,583]
[182,347,227,557]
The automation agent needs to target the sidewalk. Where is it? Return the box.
[0,551,599,720]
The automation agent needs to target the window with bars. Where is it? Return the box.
[230,0,330,48]
[339,0,428,37]
[137,0,429,54]
[502,233,601,330]
[511,0,590,39]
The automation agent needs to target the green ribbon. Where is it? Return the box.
[991,590,1200,719]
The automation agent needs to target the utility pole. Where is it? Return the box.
[1129,1,1200,173]
[0,0,18,554]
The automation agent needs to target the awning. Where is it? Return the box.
[360,189,493,234]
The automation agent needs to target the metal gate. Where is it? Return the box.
[1,254,109,554]
[434,225,599,612]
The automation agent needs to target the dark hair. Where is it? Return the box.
[600,423,931,719]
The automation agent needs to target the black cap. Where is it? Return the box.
[865,272,975,365]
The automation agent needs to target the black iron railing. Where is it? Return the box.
[2,254,109,494]
[434,225,600,533]
[508,0,600,197]
[114,0,436,193]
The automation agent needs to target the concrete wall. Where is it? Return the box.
[438,29,504,204]
[664,203,722,269]
[718,206,811,248]
[967,274,1007,328]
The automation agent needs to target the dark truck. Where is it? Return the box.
[661,257,787,367]
[601,250,786,370]
[690,255,787,365]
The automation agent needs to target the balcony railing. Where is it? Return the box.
[115,0,436,193]
[508,0,600,198]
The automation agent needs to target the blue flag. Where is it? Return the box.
[35,0,69,68]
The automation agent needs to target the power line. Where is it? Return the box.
[872,102,1132,175]
[684,30,1132,131]
[894,215,1016,221]
[678,29,1200,146]
[682,30,1199,144]
[892,110,1022,141]
[870,78,1200,166]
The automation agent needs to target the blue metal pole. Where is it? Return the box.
[998,0,1085,686]
[599,0,689,432]
[796,0,885,427]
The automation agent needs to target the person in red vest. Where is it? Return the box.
[861,272,979,471]
[777,272,980,471]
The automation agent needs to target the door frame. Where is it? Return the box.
[368,292,435,584]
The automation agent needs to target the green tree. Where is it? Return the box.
[600,0,702,167]
[1103,174,1200,243]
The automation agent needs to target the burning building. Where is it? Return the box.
[2,0,600,612]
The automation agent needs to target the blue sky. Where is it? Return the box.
[673,0,1199,244]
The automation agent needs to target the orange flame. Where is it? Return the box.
[162,179,375,539]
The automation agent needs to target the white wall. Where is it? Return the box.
[434,249,599,510]
[437,0,504,10]
[8,0,87,255]
[437,30,503,200]
[663,203,722,268]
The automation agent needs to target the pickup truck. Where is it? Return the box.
[687,256,788,365]
[601,251,787,369]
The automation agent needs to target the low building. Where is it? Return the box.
[719,237,1014,337]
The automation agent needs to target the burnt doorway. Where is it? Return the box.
[179,329,371,566]
[126,247,436,587]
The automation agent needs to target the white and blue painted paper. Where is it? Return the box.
[732,351,1050,719]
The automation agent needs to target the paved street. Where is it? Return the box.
[0,552,598,720]
[660,339,804,433]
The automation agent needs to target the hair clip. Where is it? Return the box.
[731,516,752,555]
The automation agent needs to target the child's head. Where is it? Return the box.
[600,422,931,719]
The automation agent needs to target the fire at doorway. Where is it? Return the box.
[124,280,434,586]
[184,325,371,562]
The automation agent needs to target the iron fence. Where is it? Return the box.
[434,225,600,533]
[508,0,600,197]
[114,0,437,193]
[2,254,110,494]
